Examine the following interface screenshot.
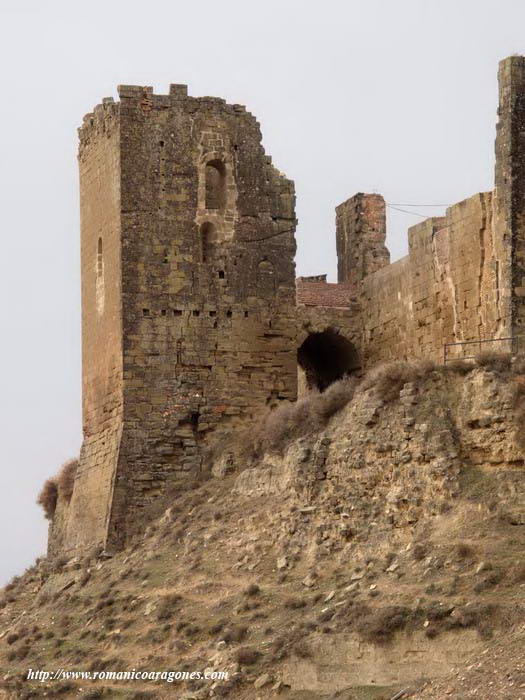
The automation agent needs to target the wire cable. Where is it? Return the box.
[386,204,435,218]
[387,203,449,207]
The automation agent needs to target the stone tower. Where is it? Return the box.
[53,85,297,554]
[335,193,390,284]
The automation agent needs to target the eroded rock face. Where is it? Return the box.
[234,368,524,564]
[280,629,483,693]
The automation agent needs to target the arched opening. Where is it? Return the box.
[257,258,276,294]
[205,160,226,211]
[200,222,216,262]
[297,329,360,392]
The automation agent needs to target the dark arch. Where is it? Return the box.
[205,160,226,211]
[297,329,360,392]
[200,222,216,262]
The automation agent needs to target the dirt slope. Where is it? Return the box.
[1,360,524,699]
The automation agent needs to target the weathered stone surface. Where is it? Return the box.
[52,85,297,555]
[48,56,525,557]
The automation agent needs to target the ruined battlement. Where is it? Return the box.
[47,55,525,557]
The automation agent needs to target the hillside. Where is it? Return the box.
[1,358,525,699]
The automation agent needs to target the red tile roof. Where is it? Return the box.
[296,278,357,308]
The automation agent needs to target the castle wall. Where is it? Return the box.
[361,192,511,364]
[336,193,390,284]
[48,55,525,557]
[494,57,525,338]
[101,87,297,548]
[53,101,124,554]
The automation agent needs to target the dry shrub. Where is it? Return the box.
[37,456,79,519]
[252,396,322,456]
[511,563,525,583]
[358,360,437,402]
[235,646,261,665]
[283,596,307,610]
[315,377,358,421]
[356,605,412,644]
[445,603,496,633]
[454,542,475,560]
[208,620,226,636]
[412,542,428,561]
[475,352,513,374]
[243,583,260,597]
[293,639,312,658]
[78,570,91,588]
[246,376,357,457]
[37,479,58,519]
[156,593,182,621]
[222,624,248,643]
[473,569,504,593]
[56,458,79,500]
[444,359,474,375]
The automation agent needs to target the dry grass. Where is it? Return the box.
[243,376,357,457]
[475,351,513,373]
[358,359,437,402]
[214,355,525,465]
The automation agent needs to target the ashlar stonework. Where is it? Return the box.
[48,56,525,555]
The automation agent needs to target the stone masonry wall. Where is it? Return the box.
[336,193,390,284]
[494,56,525,338]
[72,86,298,551]
[336,56,525,367]
[56,100,124,554]
[361,191,510,365]
[49,55,525,556]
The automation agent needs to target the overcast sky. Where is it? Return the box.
[1,0,524,584]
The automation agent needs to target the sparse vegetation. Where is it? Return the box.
[455,542,476,560]
[36,456,79,519]
[56,458,79,499]
[444,358,475,375]
[358,359,437,402]
[36,478,58,519]
[243,376,357,457]
[475,351,513,373]
[156,593,182,621]
[235,646,262,665]
[355,605,413,644]
[5,357,525,700]
[222,624,248,644]
[243,583,260,596]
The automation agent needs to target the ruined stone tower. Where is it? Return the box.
[335,193,390,284]
[52,85,297,554]
[47,56,525,556]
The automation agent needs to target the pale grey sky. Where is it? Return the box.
[0,0,523,583]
